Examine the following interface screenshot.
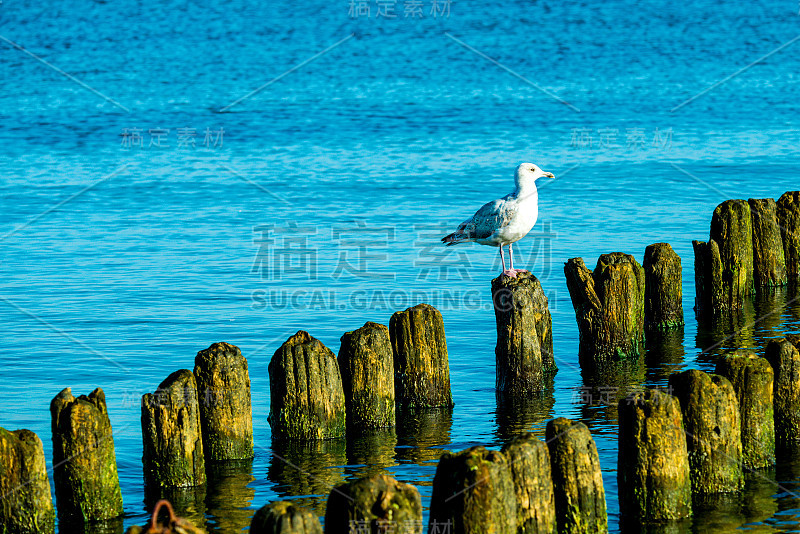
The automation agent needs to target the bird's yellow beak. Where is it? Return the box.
[543,172,555,179]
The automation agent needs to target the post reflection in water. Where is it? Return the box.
[204,460,256,534]
[60,517,125,534]
[694,298,757,371]
[395,407,453,467]
[494,376,555,443]
[143,483,207,531]
[644,328,686,387]
[577,356,647,431]
[690,468,778,533]
[345,427,398,479]
[752,286,790,348]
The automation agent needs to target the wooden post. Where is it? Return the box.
[491,271,556,395]
[766,338,800,453]
[193,342,254,461]
[389,304,453,409]
[429,446,517,534]
[777,191,800,283]
[0,427,55,534]
[268,331,346,440]
[564,253,644,368]
[325,474,423,534]
[546,418,607,534]
[715,351,776,469]
[643,243,684,330]
[617,389,692,521]
[668,369,743,493]
[749,198,788,290]
[50,388,123,522]
[141,369,206,488]
[338,321,395,429]
[501,433,556,534]
[250,501,322,534]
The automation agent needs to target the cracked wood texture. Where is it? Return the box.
[766,338,800,453]
[325,474,422,533]
[250,501,322,534]
[749,198,787,290]
[501,433,556,534]
[643,243,684,330]
[0,427,55,534]
[777,191,800,283]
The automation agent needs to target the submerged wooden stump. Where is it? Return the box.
[491,272,556,395]
[749,198,787,290]
[501,433,556,534]
[643,243,684,330]
[268,331,346,440]
[777,191,800,283]
[766,338,800,452]
[546,418,607,534]
[617,389,692,521]
[193,342,254,461]
[338,321,395,429]
[326,474,422,534]
[50,387,123,522]
[141,369,206,488]
[428,446,517,534]
[715,352,776,469]
[668,369,743,493]
[0,427,55,534]
[389,304,453,409]
[250,501,322,534]
[564,253,644,368]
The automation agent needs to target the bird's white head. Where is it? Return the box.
[514,162,555,192]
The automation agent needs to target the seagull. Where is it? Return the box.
[441,163,554,278]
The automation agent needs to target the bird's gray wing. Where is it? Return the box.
[456,198,516,239]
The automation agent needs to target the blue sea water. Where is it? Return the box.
[1,0,800,531]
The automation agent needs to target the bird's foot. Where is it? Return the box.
[502,268,528,278]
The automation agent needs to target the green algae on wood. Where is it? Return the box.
[325,474,422,534]
[501,433,556,534]
[546,418,608,534]
[50,387,123,523]
[141,369,206,488]
[0,427,55,534]
[338,321,395,429]
[429,446,517,534]
[564,253,645,367]
[193,341,254,461]
[643,243,684,330]
[766,338,800,453]
[749,198,787,290]
[268,330,346,440]
[389,304,454,409]
[777,191,800,282]
[715,351,776,469]
[668,369,743,493]
[617,389,692,522]
[491,272,556,395]
[250,500,322,534]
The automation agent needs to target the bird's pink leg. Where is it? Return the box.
[499,245,507,272]
[505,243,529,278]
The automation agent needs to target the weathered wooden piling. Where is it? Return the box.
[50,387,123,522]
[491,271,556,395]
[766,338,800,452]
[338,321,395,429]
[667,369,743,493]
[0,427,55,534]
[250,501,322,534]
[428,446,517,534]
[643,243,684,330]
[715,352,776,469]
[268,330,346,440]
[564,253,644,367]
[389,304,454,409]
[501,433,556,534]
[546,418,607,534]
[326,474,423,534]
[193,342,254,461]
[749,198,788,290]
[141,369,206,488]
[777,191,800,282]
[617,389,692,521]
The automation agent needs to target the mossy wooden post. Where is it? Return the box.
[0,427,55,534]
[667,369,743,493]
[777,191,800,283]
[546,418,607,534]
[250,501,322,534]
[325,474,422,533]
[564,253,644,368]
[338,321,395,429]
[715,352,776,469]
[268,330,346,440]
[501,433,556,534]
[491,271,556,395]
[749,198,787,290]
[389,304,453,409]
[50,388,123,522]
[428,446,517,534]
[141,369,206,487]
[617,389,692,522]
[193,342,254,461]
[643,243,684,330]
[766,338,800,452]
